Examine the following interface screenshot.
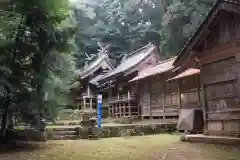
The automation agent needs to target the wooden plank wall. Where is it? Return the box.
[194,10,240,137]
[140,76,180,118]
[141,82,151,117]
[150,81,164,117]
[179,75,200,109]
[201,57,240,136]
[163,81,179,117]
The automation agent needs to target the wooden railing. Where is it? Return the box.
[110,93,136,103]
[164,105,180,112]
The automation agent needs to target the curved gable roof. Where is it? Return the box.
[79,53,114,79]
[129,57,176,82]
[99,43,156,81]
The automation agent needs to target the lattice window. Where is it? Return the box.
[172,92,178,105]
[206,80,239,111]
[181,88,198,104]
[164,93,171,105]
[206,81,237,100]
[164,92,179,106]
[201,58,236,85]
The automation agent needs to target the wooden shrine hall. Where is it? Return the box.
[97,43,163,118]
[72,0,240,138]
[129,57,180,119]
[72,44,114,111]
[173,0,240,137]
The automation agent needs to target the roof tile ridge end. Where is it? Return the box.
[156,56,177,65]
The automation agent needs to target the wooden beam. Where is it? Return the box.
[222,3,240,15]
[199,47,238,65]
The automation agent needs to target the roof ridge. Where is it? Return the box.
[125,43,154,59]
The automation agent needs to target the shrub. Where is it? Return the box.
[14,128,47,141]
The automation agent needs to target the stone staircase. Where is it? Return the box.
[52,128,80,140]
[50,127,99,140]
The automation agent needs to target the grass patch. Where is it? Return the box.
[0,134,239,160]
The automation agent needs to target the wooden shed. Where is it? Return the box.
[173,0,240,137]
[129,57,180,120]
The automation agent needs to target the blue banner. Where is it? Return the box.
[97,94,102,129]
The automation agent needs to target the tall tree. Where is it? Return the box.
[0,0,78,141]
[72,0,165,67]
[160,0,215,56]
[72,0,215,66]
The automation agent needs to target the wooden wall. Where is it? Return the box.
[139,75,180,118]
[201,56,240,136]
[196,11,240,52]
[196,11,240,137]
[140,82,151,117]
[179,75,200,109]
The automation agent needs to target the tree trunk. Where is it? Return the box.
[0,88,10,143]
[0,13,24,143]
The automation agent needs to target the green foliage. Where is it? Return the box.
[0,0,79,130]
[72,0,165,67]
[72,0,215,66]
[160,0,215,56]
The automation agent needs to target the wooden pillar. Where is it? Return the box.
[201,84,208,134]
[115,105,117,118]
[196,75,201,107]
[119,104,122,117]
[90,98,92,110]
[83,97,86,110]
[128,90,131,116]
[87,85,90,97]
[117,92,120,101]
[178,80,181,109]
[149,82,152,119]
[112,106,114,118]
[162,83,165,120]
[108,104,111,118]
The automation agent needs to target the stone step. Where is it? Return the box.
[55,131,77,136]
[52,127,77,132]
[52,135,80,140]
[88,135,99,140]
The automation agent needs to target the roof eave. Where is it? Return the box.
[129,67,174,83]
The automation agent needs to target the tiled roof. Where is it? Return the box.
[129,57,176,82]
[79,53,114,79]
[174,0,240,66]
[167,68,200,81]
[99,43,156,81]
